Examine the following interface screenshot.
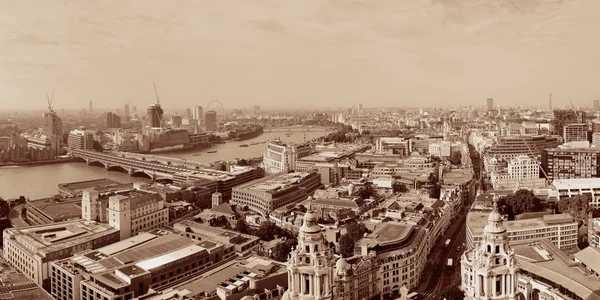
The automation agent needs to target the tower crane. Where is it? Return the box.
[46,91,55,113]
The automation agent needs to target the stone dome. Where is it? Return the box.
[301,211,321,233]
[484,195,506,234]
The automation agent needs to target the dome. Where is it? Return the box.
[335,258,351,275]
[301,211,321,233]
[307,195,313,201]
[484,195,506,234]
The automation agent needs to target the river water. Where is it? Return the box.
[0,127,327,200]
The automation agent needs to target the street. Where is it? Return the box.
[417,207,467,299]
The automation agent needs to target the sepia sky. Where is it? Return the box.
[1,0,599,110]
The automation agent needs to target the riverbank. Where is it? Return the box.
[0,158,77,168]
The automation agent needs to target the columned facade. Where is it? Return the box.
[282,211,334,300]
[461,195,520,300]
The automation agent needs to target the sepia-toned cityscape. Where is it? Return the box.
[2,1,600,300]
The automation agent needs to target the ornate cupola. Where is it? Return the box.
[460,194,520,300]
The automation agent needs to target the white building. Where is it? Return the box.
[262,140,311,174]
[107,190,169,240]
[461,198,521,299]
[67,129,94,150]
[375,137,411,155]
[490,155,546,190]
[553,178,600,208]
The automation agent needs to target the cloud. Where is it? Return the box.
[252,19,287,34]
[10,33,61,46]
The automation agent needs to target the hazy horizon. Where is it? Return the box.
[1,0,599,110]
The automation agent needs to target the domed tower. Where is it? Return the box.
[282,211,335,300]
[461,195,520,299]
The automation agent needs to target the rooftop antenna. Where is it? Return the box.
[46,91,55,113]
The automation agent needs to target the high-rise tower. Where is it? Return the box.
[487,98,494,111]
[461,195,520,299]
[282,211,335,300]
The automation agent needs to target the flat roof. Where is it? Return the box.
[467,211,575,236]
[236,171,316,193]
[58,178,122,195]
[553,178,600,190]
[98,232,158,256]
[7,220,118,256]
[136,244,207,271]
[28,197,82,220]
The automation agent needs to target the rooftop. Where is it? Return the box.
[513,240,600,300]
[236,171,316,193]
[27,197,82,221]
[6,220,118,256]
[58,178,123,196]
[467,211,576,236]
[553,178,600,190]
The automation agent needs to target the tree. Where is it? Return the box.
[234,219,249,234]
[338,234,355,258]
[0,199,9,220]
[497,189,543,220]
[450,152,462,166]
[558,194,591,224]
[256,221,291,241]
[392,182,409,194]
[345,222,370,241]
[358,184,375,200]
[441,286,465,300]
[92,140,104,152]
[271,238,297,262]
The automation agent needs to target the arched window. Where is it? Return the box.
[487,245,491,253]
[495,245,500,254]
[315,245,318,252]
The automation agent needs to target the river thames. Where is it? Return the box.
[0,127,327,200]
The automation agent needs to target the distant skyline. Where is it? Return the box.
[1,0,599,110]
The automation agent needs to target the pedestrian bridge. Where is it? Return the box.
[70,149,197,180]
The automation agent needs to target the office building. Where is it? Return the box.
[171,115,182,127]
[2,220,120,289]
[282,211,335,300]
[42,110,63,157]
[123,104,130,122]
[375,137,412,156]
[490,155,546,190]
[253,105,261,114]
[67,129,94,150]
[205,110,217,131]
[563,123,588,143]
[263,140,312,174]
[25,196,82,225]
[89,100,93,114]
[486,135,561,161]
[541,147,600,181]
[355,222,428,296]
[184,108,192,119]
[147,104,163,128]
[50,230,235,300]
[466,204,578,250]
[486,98,494,110]
[106,190,169,240]
[106,112,121,128]
[193,105,203,120]
[595,100,600,111]
[553,110,586,135]
[461,201,520,299]
[230,171,322,216]
[334,255,380,300]
[553,178,600,208]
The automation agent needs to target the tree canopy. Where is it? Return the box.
[234,219,249,234]
[441,286,465,300]
[392,182,409,194]
[497,189,543,220]
[256,221,292,241]
[558,194,591,224]
[358,184,375,200]
[271,238,298,262]
[339,221,370,258]
[449,151,462,166]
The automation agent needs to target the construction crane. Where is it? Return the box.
[153,82,160,104]
[46,91,55,113]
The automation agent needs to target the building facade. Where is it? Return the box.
[67,129,94,150]
[230,171,322,216]
[107,191,169,240]
[541,148,600,181]
[263,140,312,174]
